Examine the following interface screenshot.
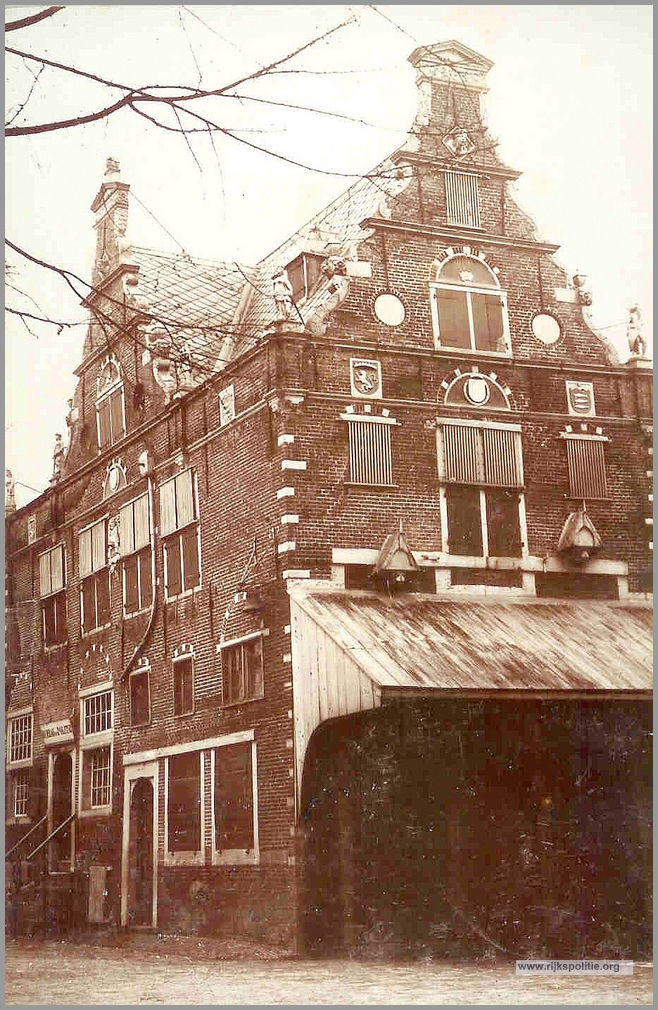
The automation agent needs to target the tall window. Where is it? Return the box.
[561,434,609,500]
[445,172,481,228]
[39,544,66,647]
[222,636,264,706]
[79,519,110,633]
[130,666,151,727]
[342,413,396,486]
[12,771,30,818]
[96,359,125,450]
[120,494,152,615]
[7,712,33,766]
[437,420,525,557]
[173,656,194,716]
[430,254,510,354]
[160,471,201,598]
[214,742,255,856]
[166,751,202,856]
[79,688,113,815]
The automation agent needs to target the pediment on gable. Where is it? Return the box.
[408,40,494,82]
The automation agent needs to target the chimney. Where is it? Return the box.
[90,157,130,285]
[407,41,494,157]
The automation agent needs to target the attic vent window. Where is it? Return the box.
[286,253,323,304]
[341,413,398,487]
[445,172,481,228]
[560,432,609,500]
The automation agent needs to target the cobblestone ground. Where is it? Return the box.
[5,937,653,1005]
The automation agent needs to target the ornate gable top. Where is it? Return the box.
[408,40,493,87]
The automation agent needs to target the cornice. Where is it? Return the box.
[391,148,523,182]
[359,216,560,254]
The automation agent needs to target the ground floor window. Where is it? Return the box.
[7,770,30,820]
[213,742,255,857]
[444,485,523,558]
[80,744,113,813]
[165,751,202,862]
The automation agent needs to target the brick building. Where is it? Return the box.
[5,41,652,956]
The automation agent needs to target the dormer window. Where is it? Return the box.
[286,253,323,304]
[96,358,125,450]
[430,254,510,355]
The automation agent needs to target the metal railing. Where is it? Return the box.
[5,813,48,860]
[26,813,75,862]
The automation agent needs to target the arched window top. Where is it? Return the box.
[436,254,500,289]
[97,357,122,399]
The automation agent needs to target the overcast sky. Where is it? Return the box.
[5,4,652,507]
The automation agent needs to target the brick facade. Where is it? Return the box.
[6,40,651,951]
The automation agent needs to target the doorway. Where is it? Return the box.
[50,751,74,870]
[121,761,158,928]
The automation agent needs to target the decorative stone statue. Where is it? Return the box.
[5,469,16,514]
[626,304,646,357]
[305,257,350,337]
[572,273,593,307]
[107,516,121,574]
[52,434,64,482]
[272,267,294,321]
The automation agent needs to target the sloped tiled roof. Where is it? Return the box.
[235,155,414,355]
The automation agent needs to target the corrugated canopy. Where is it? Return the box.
[292,590,653,694]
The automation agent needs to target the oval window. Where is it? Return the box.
[374,293,405,327]
[532,313,561,345]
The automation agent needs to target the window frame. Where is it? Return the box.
[560,431,610,501]
[173,654,195,717]
[11,770,30,820]
[437,419,528,560]
[211,739,259,866]
[7,709,34,769]
[340,412,398,487]
[444,170,482,228]
[164,749,205,866]
[96,360,126,450]
[220,632,265,707]
[430,255,511,356]
[79,517,111,635]
[78,684,114,817]
[39,544,67,649]
[129,664,151,728]
[160,471,202,600]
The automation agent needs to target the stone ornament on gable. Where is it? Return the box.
[107,516,121,575]
[305,257,350,337]
[51,433,65,484]
[442,126,476,158]
[627,304,647,358]
[272,266,294,321]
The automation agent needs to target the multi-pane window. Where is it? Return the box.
[562,434,609,500]
[130,666,151,727]
[120,494,152,615]
[160,471,201,598]
[7,713,33,765]
[79,519,110,633]
[343,415,396,486]
[214,743,254,854]
[39,544,66,647]
[437,420,525,558]
[84,690,113,735]
[13,771,29,818]
[90,747,111,808]
[167,751,201,854]
[445,171,481,228]
[80,689,113,814]
[222,637,264,706]
[96,360,125,450]
[431,254,510,354]
[173,656,194,716]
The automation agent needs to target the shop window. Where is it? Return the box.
[39,544,66,647]
[445,171,481,228]
[120,494,152,615]
[342,414,397,486]
[79,519,111,633]
[129,666,151,727]
[79,688,113,815]
[160,471,201,598]
[213,741,258,864]
[166,751,202,860]
[7,712,33,767]
[221,636,264,706]
[430,254,510,354]
[562,434,609,500]
[438,420,525,558]
[173,656,194,716]
[96,359,125,450]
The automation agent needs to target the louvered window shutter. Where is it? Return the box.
[160,479,177,535]
[79,529,92,578]
[134,494,149,549]
[39,553,51,598]
[176,471,195,526]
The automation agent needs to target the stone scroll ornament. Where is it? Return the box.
[305,257,350,337]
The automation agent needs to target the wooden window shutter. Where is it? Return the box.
[160,478,177,536]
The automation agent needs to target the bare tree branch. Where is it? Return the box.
[5,6,64,32]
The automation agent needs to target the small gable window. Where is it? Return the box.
[445,171,481,228]
[430,254,510,355]
[96,358,126,450]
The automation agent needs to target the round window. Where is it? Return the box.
[374,293,405,327]
[531,313,561,345]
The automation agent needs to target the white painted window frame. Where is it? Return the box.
[430,270,511,356]
[6,708,34,769]
[164,749,205,866]
[211,739,260,866]
[162,471,202,602]
[78,683,114,818]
